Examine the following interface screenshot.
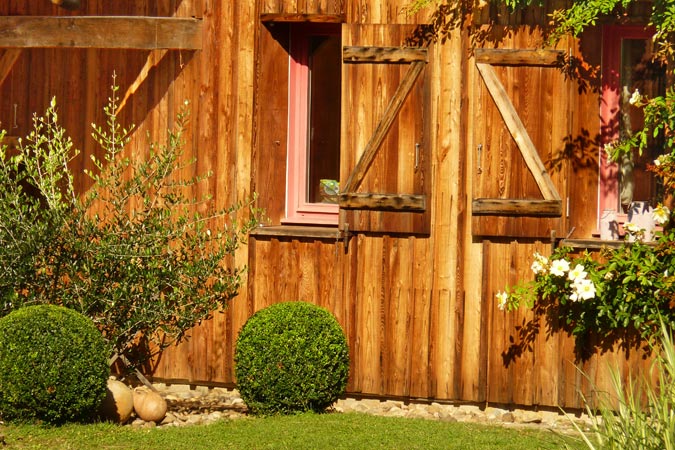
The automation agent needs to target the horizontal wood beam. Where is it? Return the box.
[343,46,427,63]
[250,226,340,240]
[340,193,426,212]
[0,16,203,49]
[560,238,624,250]
[472,199,562,217]
[475,48,564,66]
[260,13,344,23]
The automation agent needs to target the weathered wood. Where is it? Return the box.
[117,50,169,114]
[342,60,426,193]
[250,225,340,239]
[476,62,561,202]
[472,198,563,217]
[475,48,564,66]
[0,49,20,85]
[339,193,426,211]
[343,46,427,63]
[51,0,81,10]
[0,136,19,147]
[260,13,344,22]
[0,0,646,412]
[0,16,203,49]
[340,24,431,235]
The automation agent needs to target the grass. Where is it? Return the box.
[2,412,586,450]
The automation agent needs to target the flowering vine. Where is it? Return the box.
[498,207,675,357]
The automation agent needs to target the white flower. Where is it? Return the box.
[568,264,588,282]
[550,259,570,277]
[531,252,549,274]
[496,291,508,311]
[572,278,596,301]
[531,260,545,274]
[624,222,643,234]
[629,89,641,105]
[603,142,615,159]
[654,155,670,167]
[653,204,671,226]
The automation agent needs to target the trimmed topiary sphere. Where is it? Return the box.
[0,305,109,424]
[234,301,350,415]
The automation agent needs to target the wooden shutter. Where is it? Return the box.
[339,24,431,235]
[472,48,568,238]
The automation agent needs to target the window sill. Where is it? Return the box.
[250,225,340,240]
[560,238,658,249]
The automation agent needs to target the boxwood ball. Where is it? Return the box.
[0,305,109,424]
[234,301,350,415]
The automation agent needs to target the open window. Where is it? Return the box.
[252,18,343,228]
[252,21,430,233]
[598,25,667,235]
[284,23,342,225]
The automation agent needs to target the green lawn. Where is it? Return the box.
[3,412,587,450]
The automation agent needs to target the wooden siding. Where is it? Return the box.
[0,0,654,410]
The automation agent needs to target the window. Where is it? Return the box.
[283,24,342,225]
[599,26,667,227]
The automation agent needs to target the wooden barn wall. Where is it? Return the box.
[0,0,654,410]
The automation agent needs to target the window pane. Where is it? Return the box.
[618,38,666,209]
[306,34,341,204]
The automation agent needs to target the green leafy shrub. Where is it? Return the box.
[0,305,109,424]
[0,79,260,368]
[234,301,350,415]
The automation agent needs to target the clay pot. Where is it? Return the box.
[99,378,134,423]
[133,387,167,422]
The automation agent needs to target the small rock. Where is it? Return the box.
[160,412,177,426]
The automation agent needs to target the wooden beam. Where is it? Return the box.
[260,13,344,23]
[476,62,561,201]
[343,46,428,63]
[0,49,21,85]
[472,199,562,217]
[342,60,426,193]
[0,16,202,49]
[475,48,564,66]
[250,226,340,239]
[339,193,426,212]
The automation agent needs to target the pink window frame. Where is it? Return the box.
[283,24,341,225]
[598,25,655,227]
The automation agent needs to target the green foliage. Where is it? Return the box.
[570,321,675,450]
[548,0,633,41]
[0,305,109,424]
[234,301,350,416]
[501,225,675,357]
[0,82,260,367]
